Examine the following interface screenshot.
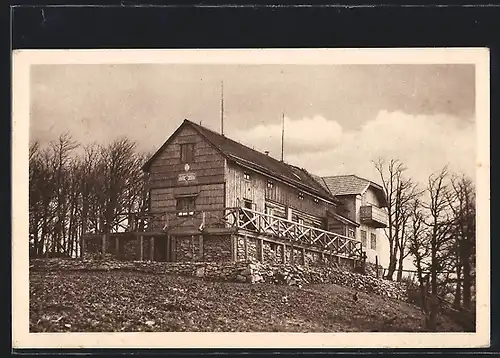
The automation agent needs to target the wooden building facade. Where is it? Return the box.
[320,175,389,264]
[82,120,366,267]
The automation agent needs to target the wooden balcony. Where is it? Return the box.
[129,207,363,259]
[359,205,388,228]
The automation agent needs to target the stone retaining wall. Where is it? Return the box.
[31,258,407,301]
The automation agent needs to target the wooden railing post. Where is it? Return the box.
[115,236,119,259]
[102,234,107,254]
[137,235,144,261]
[244,234,248,261]
[150,237,155,261]
[259,238,264,262]
[199,234,204,261]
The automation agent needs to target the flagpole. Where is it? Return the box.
[281,113,285,162]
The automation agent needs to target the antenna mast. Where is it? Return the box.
[220,81,224,136]
[281,113,285,162]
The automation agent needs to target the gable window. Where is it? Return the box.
[176,196,196,216]
[370,233,377,250]
[243,172,251,181]
[180,143,194,163]
[361,230,367,247]
[298,192,304,200]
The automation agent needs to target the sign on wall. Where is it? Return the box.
[178,172,197,183]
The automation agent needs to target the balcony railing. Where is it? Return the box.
[236,207,362,259]
[360,205,388,228]
[108,207,363,259]
[129,207,361,259]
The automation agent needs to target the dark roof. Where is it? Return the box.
[143,119,334,201]
[321,174,387,207]
[327,210,360,227]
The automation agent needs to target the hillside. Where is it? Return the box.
[29,269,462,332]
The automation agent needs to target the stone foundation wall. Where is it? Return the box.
[85,233,359,270]
[173,235,233,262]
[234,236,357,270]
[203,235,232,262]
[175,236,199,262]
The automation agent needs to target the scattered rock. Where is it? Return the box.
[235,275,247,283]
[30,258,408,301]
[196,267,205,278]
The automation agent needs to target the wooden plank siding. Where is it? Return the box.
[225,161,331,230]
[150,184,225,212]
[148,126,226,189]
[148,125,226,218]
[225,162,266,212]
[265,175,332,219]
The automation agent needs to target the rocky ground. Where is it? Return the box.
[29,269,463,333]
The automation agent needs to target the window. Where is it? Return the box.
[267,180,274,189]
[243,200,253,210]
[313,198,319,205]
[176,196,196,216]
[297,217,304,226]
[361,230,367,247]
[370,233,377,250]
[243,172,251,181]
[348,228,355,239]
[298,192,304,200]
[180,143,194,163]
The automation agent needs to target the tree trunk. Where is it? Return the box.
[462,240,472,310]
[396,251,405,282]
[429,239,438,331]
[386,243,399,280]
[453,255,462,308]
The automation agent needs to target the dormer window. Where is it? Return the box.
[298,192,304,200]
[243,172,251,181]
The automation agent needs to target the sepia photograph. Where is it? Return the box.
[12,49,490,348]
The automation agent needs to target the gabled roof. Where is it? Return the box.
[321,174,388,207]
[143,119,334,202]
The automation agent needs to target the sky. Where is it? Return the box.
[30,63,476,186]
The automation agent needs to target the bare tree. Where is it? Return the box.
[48,133,79,256]
[407,197,431,317]
[374,158,422,280]
[447,175,476,310]
[423,166,453,331]
[29,132,150,258]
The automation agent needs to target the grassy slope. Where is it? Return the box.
[29,270,462,332]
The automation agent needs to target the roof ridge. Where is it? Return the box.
[186,120,333,199]
[188,120,286,164]
[323,174,358,179]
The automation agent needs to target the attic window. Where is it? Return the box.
[243,172,251,181]
[180,143,194,163]
[298,192,304,200]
